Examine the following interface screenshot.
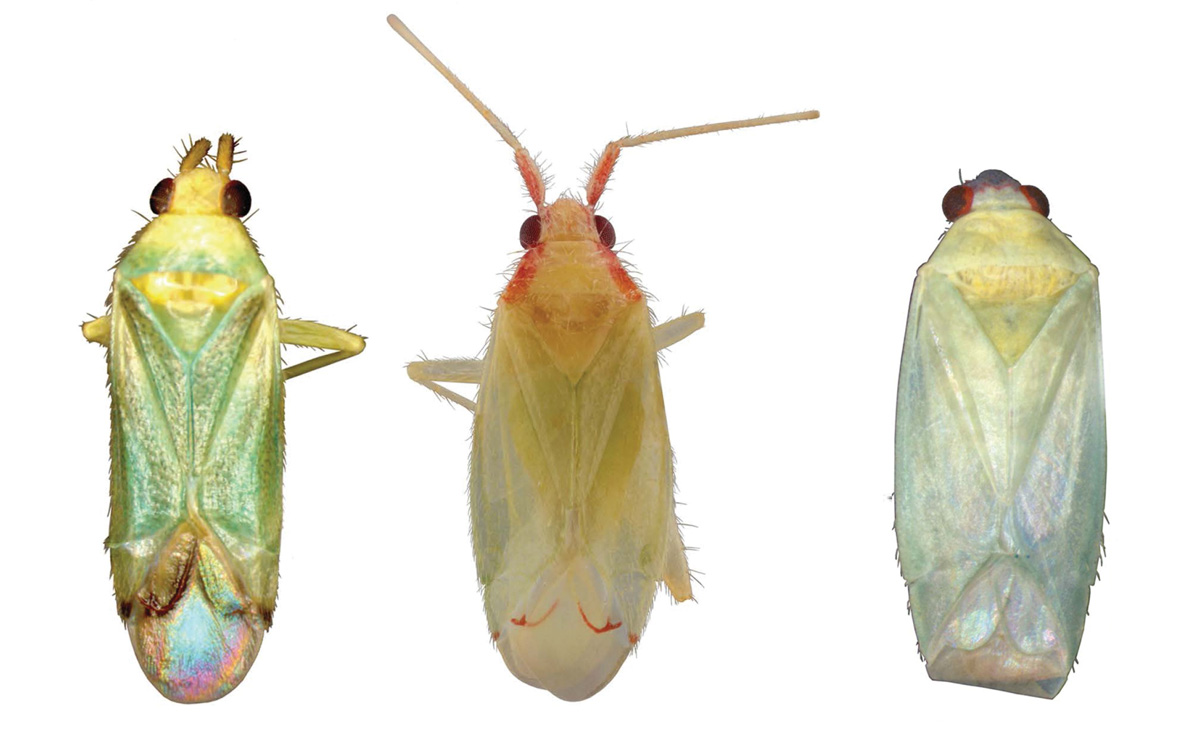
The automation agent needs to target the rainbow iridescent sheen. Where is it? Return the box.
[129,542,265,702]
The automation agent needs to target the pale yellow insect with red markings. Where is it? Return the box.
[390,13,817,700]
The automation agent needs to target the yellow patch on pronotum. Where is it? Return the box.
[390,13,818,700]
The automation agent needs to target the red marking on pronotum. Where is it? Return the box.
[578,603,623,634]
[627,633,639,645]
[491,631,500,642]
[603,250,643,301]
[501,246,543,303]
[511,600,558,628]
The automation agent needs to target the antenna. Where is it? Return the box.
[216,134,235,179]
[386,15,523,153]
[387,14,545,205]
[588,111,820,205]
[179,138,211,173]
[615,111,819,149]
[387,15,819,210]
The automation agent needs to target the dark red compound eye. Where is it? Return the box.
[149,178,174,215]
[519,215,541,248]
[222,180,252,217]
[1021,185,1050,217]
[594,215,615,248]
[942,184,974,222]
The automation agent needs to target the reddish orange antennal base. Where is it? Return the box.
[587,143,621,206]
[515,149,545,207]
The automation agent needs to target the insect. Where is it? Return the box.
[389,14,817,701]
[894,169,1106,698]
[81,135,365,703]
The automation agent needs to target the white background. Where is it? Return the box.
[2,1,1196,752]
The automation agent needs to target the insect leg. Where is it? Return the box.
[653,312,705,352]
[407,359,483,412]
[81,315,111,346]
[279,319,366,380]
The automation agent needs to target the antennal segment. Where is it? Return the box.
[179,138,211,173]
[587,110,820,205]
[386,15,522,152]
[386,14,545,206]
[617,111,819,149]
[216,134,235,179]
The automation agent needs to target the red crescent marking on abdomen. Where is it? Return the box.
[578,603,623,634]
[511,600,558,627]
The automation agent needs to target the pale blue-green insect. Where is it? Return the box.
[82,135,364,702]
[895,169,1106,698]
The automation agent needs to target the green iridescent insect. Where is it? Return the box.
[82,135,364,703]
